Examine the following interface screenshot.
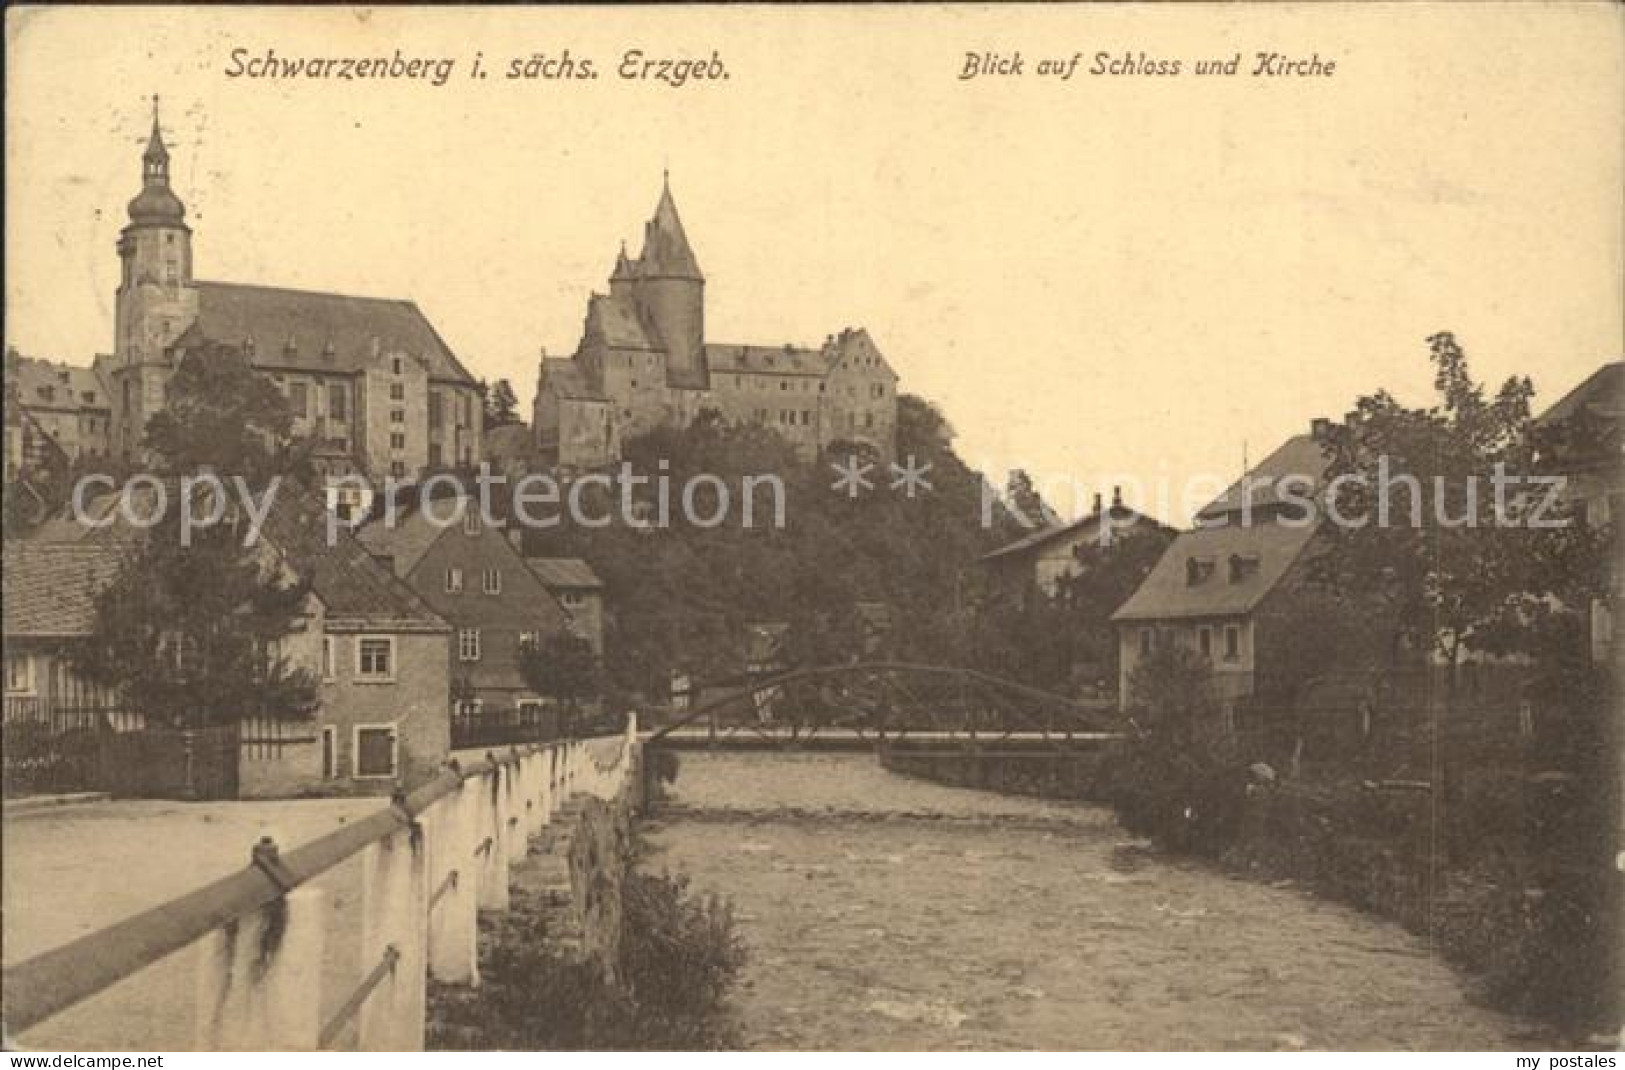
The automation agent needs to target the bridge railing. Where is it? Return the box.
[647,660,1124,744]
[3,717,639,1051]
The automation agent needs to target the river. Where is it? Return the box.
[640,751,1539,1051]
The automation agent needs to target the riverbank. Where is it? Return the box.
[644,752,1544,1050]
[884,739,1619,1044]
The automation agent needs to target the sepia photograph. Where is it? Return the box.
[2,2,1621,1057]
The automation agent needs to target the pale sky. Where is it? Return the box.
[6,4,1621,524]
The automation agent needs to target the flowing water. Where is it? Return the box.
[640,751,1539,1051]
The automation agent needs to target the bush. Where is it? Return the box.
[618,871,747,1049]
[1105,640,1250,855]
[450,847,745,1050]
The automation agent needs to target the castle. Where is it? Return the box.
[96,100,483,490]
[533,178,899,469]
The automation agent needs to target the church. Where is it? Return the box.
[532,178,900,469]
[97,101,484,492]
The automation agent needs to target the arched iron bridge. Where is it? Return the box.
[646,660,1126,749]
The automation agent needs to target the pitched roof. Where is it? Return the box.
[1196,432,1334,522]
[524,557,603,590]
[1,543,128,637]
[251,484,449,633]
[4,351,110,411]
[636,180,703,280]
[828,327,900,381]
[1537,360,1624,428]
[184,281,475,384]
[705,343,831,378]
[540,356,607,402]
[25,481,447,634]
[1111,521,1320,623]
[353,496,459,578]
[980,506,1168,563]
[585,293,657,352]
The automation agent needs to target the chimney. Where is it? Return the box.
[1310,417,1332,441]
[1092,492,1103,515]
[1111,485,1123,510]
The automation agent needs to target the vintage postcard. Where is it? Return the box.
[2,2,1621,1056]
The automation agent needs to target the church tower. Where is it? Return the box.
[111,97,199,456]
[629,174,705,386]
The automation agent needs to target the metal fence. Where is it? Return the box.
[4,717,639,1051]
[2,699,118,796]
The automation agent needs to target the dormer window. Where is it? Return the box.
[1185,557,1215,586]
[1229,554,1261,583]
[463,508,481,536]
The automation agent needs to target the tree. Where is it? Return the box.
[1314,333,1608,680]
[1005,468,1057,530]
[519,631,601,724]
[1056,527,1175,688]
[143,339,309,483]
[1108,639,1247,853]
[72,511,318,728]
[485,378,522,429]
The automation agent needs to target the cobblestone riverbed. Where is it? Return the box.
[640,752,1541,1051]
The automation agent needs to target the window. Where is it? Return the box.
[1139,628,1154,657]
[329,383,348,421]
[463,508,481,536]
[390,432,406,450]
[428,442,443,467]
[390,461,406,479]
[483,568,502,595]
[429,391,444,429]
[321,636,337,680]
[4,654,34,694]
[1223,624,1241,661]
[290,381,309,418]
[321,726,337,779]
[446,567,464,593]
[353,725,398,779]
[390,408,405,425]
[356,636,396,681]
[459,628,481,662]
[390,383,405,401]
[519,630,539,649]
[391,356,403,376]
[1197,626,1212,659]
[560,591,586,608]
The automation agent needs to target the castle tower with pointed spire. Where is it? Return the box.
[110,95,199,456]
[533,174,899,470]
[624,174,706,386]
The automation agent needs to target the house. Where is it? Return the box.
[533,177,900,467]
[3,543,128,718]
[98,100,482,490]
[13,482,455,797]
[980,487,1172,602]
[356,493,576,723]
[4,349,114,481]
[522,556,606,655]
[1111,422,1337,711]
[1534,359,1623,666]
